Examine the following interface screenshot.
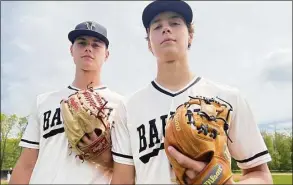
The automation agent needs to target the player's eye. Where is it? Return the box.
[92,43,100,48]
[153,24,162,30]
[78,41,87,46]
[171,22,180,26]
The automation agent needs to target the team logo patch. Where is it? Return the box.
[85,21,95,31]
[174,113,181,131]
[202,164,223,185]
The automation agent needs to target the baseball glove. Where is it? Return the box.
[60,85,113,165]
[164,96,233,185]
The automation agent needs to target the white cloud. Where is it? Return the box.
[259,49,292,83]
[1,1,292,125]
[235,48,292,123]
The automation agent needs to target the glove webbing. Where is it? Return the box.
[186,96,233,143]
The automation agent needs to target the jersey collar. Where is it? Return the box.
[67,85,107,91]
[151,76,201,97]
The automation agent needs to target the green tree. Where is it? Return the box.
[270,148,281,171]
[275,131,292,171]
[2,138,22,169]
[261,131,275,170]
[261,129,292,172]
[231,158,239,171]
[0,113,27,170]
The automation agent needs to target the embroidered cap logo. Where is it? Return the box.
[85,21,95,31]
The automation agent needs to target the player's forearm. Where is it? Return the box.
[103,158,114,169]
[96,149,114,169]
[110,162,135,184]
[110,174,135,184]
[9,163,34,184]
[236,171,273,184]
[104,150,114,168]
[9,148,38,184]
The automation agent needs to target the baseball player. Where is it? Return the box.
[110,1,273,184]
[9,21,124,184]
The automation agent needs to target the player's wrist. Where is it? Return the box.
[225,177,236,184]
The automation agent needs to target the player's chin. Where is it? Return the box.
[80,65,98,71]
[78,62,95,69]
[159,48,180,61]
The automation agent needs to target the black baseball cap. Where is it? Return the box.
[68,21,109,48]
[142,0,193,29]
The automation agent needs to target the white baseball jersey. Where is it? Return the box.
[19,85,124,184]
[111,76,271,184]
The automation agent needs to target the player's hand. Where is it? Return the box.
[168,146,236,184]
[78,131,99,147]
[168,146,207,184]
[76,130,113,169]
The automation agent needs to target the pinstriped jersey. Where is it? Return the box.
[111,76,271,184]
[19,85,123,184]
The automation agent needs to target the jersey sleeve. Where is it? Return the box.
[228,90,272,169]
[111,99,134,165]
[19,95,40,149]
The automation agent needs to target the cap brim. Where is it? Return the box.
[142,1,193,29]
[68,30,109,47]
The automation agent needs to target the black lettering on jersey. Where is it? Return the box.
[148,119,160,148]
[137,124,147,153]
[43,127,64,139]
[43,110,51,131]
[50,108,62,127]
[161,112,175,137]
[160,115,168,137]
[42,108,64,139]
[138,111,175,164]
[139,143,164,164]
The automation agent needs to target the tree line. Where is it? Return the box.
[231,130,292,172]
[1,113,27,171]
[1,113,292,172]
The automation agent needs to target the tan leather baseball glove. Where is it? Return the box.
[164,96,234,184]
[60,85,113,165]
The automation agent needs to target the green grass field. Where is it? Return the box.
[272,173,292,184]
[233,173,292,184]
[1,180,8,185]
[1,173,292,184]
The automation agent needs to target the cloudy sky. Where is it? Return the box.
[1,1,292,126]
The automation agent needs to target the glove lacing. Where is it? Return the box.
[187,96,233,143]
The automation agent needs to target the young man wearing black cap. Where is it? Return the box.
[10,21,123,184]
[110,1,273,184]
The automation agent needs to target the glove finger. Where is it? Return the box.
[78,134,92,145]
[188,97,201,106]
[88,130,99,141]
[77,140,86,148]
[60,100,75,124]
[61,99,84,148]
[78,109,97,133]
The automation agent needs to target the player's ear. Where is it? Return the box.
[148,40,154,54]
[104,49,110,62]
[146,29,154,55]
[70,44,77,65]
[70,44,73,57]
[188,32,194,48]
[187,23,194,49]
